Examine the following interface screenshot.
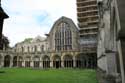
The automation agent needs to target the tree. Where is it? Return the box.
[0,34,9,50]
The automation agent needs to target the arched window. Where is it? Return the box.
[55,22,72,51]
[41,45,44,52]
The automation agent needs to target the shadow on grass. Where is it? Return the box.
[0,71,5,73]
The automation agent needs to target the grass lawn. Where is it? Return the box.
[0,68,98,83]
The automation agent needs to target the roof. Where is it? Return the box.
[48,16,78,35]
[0,7,9,18]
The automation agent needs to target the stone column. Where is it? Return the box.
[10,56,13,68]
[22,60,25,67]
[40,61,43,68]
[1,58,4,68]
[73,56,76,68]
[106,52,117,75]
[67,61,68,68]
[30,61,34,68]
[61,60,64,68]
[1,61,4,68]
[50,61,53,68]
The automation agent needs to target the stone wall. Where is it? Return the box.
[97,0,125,83]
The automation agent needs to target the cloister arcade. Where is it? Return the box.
[18,56,23,67]
[13,56,18,67]
[42,55,50,68]
[0,52,97,69]
[63,54,73,68]
[75,53,97,68]
[52,55,61,68]
[33,56,40,68]
[4,55,11,67]
[25,56,31,67]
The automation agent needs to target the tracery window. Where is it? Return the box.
[55,22,72,51]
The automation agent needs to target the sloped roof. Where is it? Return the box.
[0,7,9,18]
[48,16,78,35]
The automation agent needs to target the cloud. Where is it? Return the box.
[1,0,77,47]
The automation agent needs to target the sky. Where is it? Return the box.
[1,0,77,47]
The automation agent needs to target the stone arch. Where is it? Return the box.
[25,56,31,67]
[63,54,73,68]
[4,55,11,67]
[87,53,97,69]
[18,56,23,67]
[76,53,87,68]
[13,56,18,67]
[42,55,50,68]
[33,56,40,68]
[52,55,61,68]
[76,53,97,69]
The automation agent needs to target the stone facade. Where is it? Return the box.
[15,36,47,53]
[0,16,97,69]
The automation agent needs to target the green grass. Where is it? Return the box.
[0,68,98,83]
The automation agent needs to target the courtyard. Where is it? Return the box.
[0,68,98,83]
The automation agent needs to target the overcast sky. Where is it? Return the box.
[2,0,77,47]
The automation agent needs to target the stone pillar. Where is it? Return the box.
[17,56,19,67]
[106,52,117,75]
[61,60,64,68]
[0,58,4,68]
[73,56,76,68]
[40,61,43,68]
[10,56,13,68]
[30,61,34,68]
[22,60,25,67]
[67,61,68,68]
[86,58,89,68]
[50,61,53,68]
[1,61,4,67]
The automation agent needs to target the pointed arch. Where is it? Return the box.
[42,55,50,68]
[13,56,18,67]
[4,55,11,67]
[55,22,72,51]
[33,56,40,68]
[25,56,31,67]
[52,55,61,68]
[63,54,73,68]
[18,56,23,67]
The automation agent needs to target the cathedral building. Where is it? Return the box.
[1,0,125,82]
[0,16,97,69]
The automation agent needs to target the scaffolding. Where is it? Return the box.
[77,0,99,52]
